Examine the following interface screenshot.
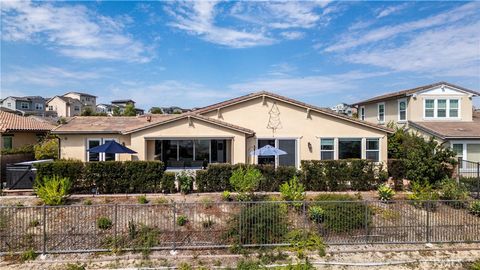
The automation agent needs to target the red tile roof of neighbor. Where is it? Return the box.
[0,111,55,133]
[352,82,480,106]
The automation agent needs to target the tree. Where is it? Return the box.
[34,138,59,160]
[81,107,94,116]
[112,106,121,116]
[149,107,163,114]
[123,104,137,116]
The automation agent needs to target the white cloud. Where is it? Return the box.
[1,1,153,62]
[344,22,480,77]
[324,1,480,52]
[376,3,408,19]
[280,31,305,40]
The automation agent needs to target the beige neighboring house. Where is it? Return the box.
[46,92,97,117]
[0,111,55,150]
[352,82,480,167]
[53,91,392,169]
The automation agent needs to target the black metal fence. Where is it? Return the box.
[458,159,480,199]
[1,200,479,254]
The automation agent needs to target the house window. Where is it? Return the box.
[21,102,29,109]
[366,139,380,162]
[467,144,480,162]
[320,139,334,160]
[449,99,459,118]
[425,99,435,118]
[258,139,276,165]
[35,103,43,110]
[452,143,464,167]
[7,102,11,108]
[178,140,194,162]
[398,99,407,121]
[278,139,296,166]
[437,99,447,117]
[103,139,116,161]
[360,107,365,121]
[87,139,101,161]
[48,105,53,111]
[2,136,13,150]
[338,138,362,159]
[377,103,385,123]
[74,106,80,111]
[195,140,210,163]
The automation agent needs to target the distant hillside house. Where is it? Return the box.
[46,91,97,117]
[330,103,356,117]
[96,99,144,116]
[0,96,47,116]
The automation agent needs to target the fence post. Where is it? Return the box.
[364,201,369,244]
[42,205,47,255]
[172,202,177,251]
[456,157,461,184]
[114,204,118,250]
[426,201,430,243]
[477,162,480,199]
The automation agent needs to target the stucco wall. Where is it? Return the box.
[59,134,131,161]
[1,132,42,149]
[409,93,472,122]
[202,96,388,164]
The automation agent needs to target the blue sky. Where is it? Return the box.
[1,1,479,110]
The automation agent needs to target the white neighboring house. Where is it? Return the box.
[46,91,97,117]
[331,103,355,116]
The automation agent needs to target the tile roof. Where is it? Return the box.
[409,115,480,139]
[193,91,393,133]
[63,91,97,98]
[53,113,255,135]
[0,111,55,133]
[352,82,480,105]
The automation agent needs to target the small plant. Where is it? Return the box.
[377,184,395,202]
[178,262,193,270]
[34,175,72,205]
[408,181,439,211]
[469,201,480,217]
[222,191,232,201]
[97,217,113,230]
[469,259,480,270]
[21,248,37,262]
[202,218,214,229]
[178,171,194,194]
[201,197,214,209]
[83,199,93,205]
[177,215,188,226]
[279,175,305,207]
[229,166,262,199]
[438,179,469,208]
[308,206,325,223]
[28,220,40,228]
[64,263,86,270]
[154,197,169,204]
[137,195,149,204]
[287,229,326,257]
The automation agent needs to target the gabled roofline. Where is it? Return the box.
[194,91,393,134]
[63,91,97,98]
[352,82,480,106]
[123,112,255,135]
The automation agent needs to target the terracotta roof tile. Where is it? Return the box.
[0,111,55,132]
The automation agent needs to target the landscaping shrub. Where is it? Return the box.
[280,175,305,206]
[230,166,263,199]
[35,160,85,193]
[308,206,325,223]
[225,203,288,245]
[388,159,406,190]
[34,138,59,160]
[438,179,469,208]
[1,144,34,155]
[176,215,188,226]
[178,171,194,194]
[35,175,71,205]
[377,184,395,202]
[256,165,298,191]
[195,163,234,192]
[287,229,326,257]
[408,181,439,211]
[97,217,113,230]
[161,172,176,193]
[137,195,149,204]
[222,191,232,201]
[469,201,480,217]
[314,194,371,233]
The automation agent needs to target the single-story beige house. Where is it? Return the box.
[53,92,392,168]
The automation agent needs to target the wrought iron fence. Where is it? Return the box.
[458,158,480,199]
[1,200,479,254]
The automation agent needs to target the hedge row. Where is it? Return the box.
[35,160,164,194]
[300,160,386,191]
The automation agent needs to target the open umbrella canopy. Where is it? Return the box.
[250,145,287,156]
[88,140,137,154]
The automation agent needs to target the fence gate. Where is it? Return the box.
[458,158,480,199]
[5,164,35,189]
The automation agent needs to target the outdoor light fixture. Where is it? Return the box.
[308,142,312,152]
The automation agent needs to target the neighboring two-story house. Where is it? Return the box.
[46,92,97,117]
[96,99,145,115]
[0,96,47,116]
[353,81,480,165]
[330,103,356,117]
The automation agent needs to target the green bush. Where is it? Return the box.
[21,248,37,262]
[377,184,395,202]
[470,259,480,270]
[438,179,469,208]
[35,160,85,193]
[314,194,371,233]
[97,217,113,230]
[280,175,305,204]
[177,215,188,226]
[35,175,71,205]
[196,164,234,192]
[137,195,149,204]
[34,138,59,160]
[222,191,232,201]
[388,159,406,190]
[1,144,34,155]
[225,203,288,245]
[308,206,325,223]
[256,165,298,192]
[178,171,193,194]
[408,181,439,211]
[287,229,326,257]
[161,172,176,193]
[469,201,480,217]
[230,166,263,196]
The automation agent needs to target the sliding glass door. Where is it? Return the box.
[257,138,297,167]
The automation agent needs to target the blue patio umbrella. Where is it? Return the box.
[249,144,287,156]
[88,140,137,154]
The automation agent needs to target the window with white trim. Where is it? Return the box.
[437,99,447,117]
[360,107,365,120]
[449,99,459,117]
[398,99,407,121]
[339,138,362,159]
[377,103,385,123]
[424,98,460,119]
[320,139,334,160]
[257,138,297,167]
[87,139,101,162]
[35,103,43,110]
[366,139,380,162]
[452,143,463,168]
[21,102,29,109]
[103,139,116,161]
[425,99,434,117]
